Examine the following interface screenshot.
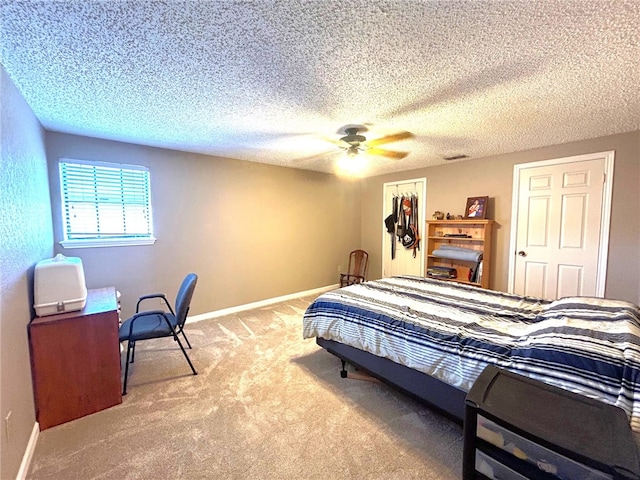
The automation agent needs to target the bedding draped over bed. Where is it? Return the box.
[302,276,640,433]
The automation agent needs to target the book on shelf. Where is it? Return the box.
[427,266,457,279]
[468,261,483,283]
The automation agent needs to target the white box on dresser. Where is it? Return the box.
[33,253,87,316]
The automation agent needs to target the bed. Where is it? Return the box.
[302,275,640,434]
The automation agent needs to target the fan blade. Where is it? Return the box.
[366,131,414,147]
[366,148,410,160]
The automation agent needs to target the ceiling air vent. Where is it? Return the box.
[443,154,469,161]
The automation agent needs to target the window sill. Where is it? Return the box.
[60,237,157,249]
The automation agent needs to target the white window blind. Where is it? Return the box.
[59,159,155,247]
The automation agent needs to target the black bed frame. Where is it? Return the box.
[317,337,467,423]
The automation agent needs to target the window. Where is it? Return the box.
[59,158,155,248]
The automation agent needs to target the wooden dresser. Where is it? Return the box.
[29,287,122,430]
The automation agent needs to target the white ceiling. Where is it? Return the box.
[1,0,639,177]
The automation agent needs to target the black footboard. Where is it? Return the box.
[317,337,466,423]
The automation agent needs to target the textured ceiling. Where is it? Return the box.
[1,1,639,177]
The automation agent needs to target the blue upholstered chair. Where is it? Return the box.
[119,273,198,395]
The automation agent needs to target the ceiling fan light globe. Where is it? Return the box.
[336,153,367,178]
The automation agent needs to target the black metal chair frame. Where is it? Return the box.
[120,274,198,395]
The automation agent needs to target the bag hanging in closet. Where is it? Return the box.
[399,196,417,249]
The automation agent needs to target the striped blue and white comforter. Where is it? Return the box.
[302,276,640,433]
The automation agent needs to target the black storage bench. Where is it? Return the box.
[463,365,640,480]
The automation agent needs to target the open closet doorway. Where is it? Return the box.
[382,178,426,278]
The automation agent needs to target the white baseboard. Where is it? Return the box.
[186,284,338,324]
[16,422,39,480]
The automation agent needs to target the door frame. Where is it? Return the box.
[507,151,615,297]
[381,177,427,278]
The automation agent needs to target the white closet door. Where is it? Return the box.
[382,178,426,278]
[509,152,613,299]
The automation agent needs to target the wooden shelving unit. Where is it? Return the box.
[425,219,494,289]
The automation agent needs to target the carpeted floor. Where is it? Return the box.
[27,295,463,479]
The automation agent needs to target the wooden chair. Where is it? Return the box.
[340,250,369,287]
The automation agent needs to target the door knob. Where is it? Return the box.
[518,250,527,257]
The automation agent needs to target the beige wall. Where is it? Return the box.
[0,67,53,479]
[46,133,362,320]
[362,130,640,304]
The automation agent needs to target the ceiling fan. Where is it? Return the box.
[329,125,414,160]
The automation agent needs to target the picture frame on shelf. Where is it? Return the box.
[465,196,488,219]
